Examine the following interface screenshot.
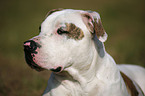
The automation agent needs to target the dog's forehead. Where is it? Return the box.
[40,9,87,34]
[46,9,83,20]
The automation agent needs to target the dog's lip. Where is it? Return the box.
[50,63,72,73]
[50,67,63,73]
[24,50,45,71]
[25,56,45,71]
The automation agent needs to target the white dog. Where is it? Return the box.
[24,9,145,96]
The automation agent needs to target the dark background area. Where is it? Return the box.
[0,0,145,95]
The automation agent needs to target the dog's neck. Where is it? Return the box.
[52,39,123,94]
[51,50,125,96]
[61,36,121,84]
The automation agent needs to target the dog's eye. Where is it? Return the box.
[57,28,69,35]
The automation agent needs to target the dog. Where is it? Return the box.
[24,9,145,96]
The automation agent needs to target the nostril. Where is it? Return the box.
[24,42,31,50]
[50,67,62,72]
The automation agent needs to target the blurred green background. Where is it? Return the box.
[0,0,145,95]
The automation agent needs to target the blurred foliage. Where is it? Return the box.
[0,0,145,95]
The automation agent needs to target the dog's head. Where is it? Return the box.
[23,9,107,72]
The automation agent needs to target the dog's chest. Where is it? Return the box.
[60,80,86,96]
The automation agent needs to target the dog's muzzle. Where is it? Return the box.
[23,40,44,71]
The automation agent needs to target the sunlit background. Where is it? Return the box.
[0,0,145,95]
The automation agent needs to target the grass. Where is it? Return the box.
[0,0,145,95]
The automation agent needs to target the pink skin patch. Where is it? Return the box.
[24,42,31,46]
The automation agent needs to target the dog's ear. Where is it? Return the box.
[45,8,63,18]
[82,11,107,42]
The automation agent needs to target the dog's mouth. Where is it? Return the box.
[24,50,44,71]
[24,50,72,73]
[24,40,44,71]
[23,40,73,73]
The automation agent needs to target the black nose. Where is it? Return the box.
[50,67,62,72]
[24,40,41,53]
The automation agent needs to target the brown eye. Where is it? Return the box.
[57,28,69,35]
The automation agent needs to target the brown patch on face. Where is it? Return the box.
[45,8,63,18]
[120,72,139,96]
[94,19,105,38]
[64,23,84,40]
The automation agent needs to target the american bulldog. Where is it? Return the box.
[24,9,145,96]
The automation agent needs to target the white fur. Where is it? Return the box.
[29,9,145,96]
[118,64,145,94]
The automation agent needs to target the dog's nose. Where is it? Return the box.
[50,67,62,72]
[24,40,41,53]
